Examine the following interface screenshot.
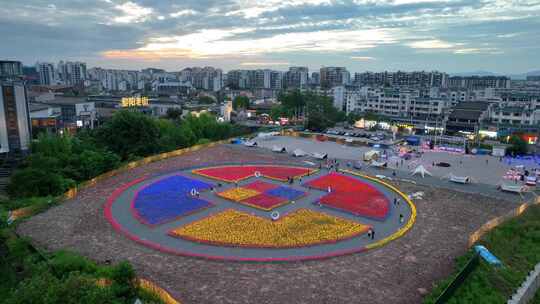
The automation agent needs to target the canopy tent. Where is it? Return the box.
[363,150,380,161]
[257,131,279,139]
[448,173,471,184]
[370,160,388,168]
[525,176,537,186]
[312,152,328,160]
[498,183,526,194]
[292,149,307,157]
[244,140,258,147]
[272,145,287,153]
[411,165,432,178]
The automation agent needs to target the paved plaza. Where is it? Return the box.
[255,135,537,186]
[17,143,523,304]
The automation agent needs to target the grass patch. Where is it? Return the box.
[424,204,540,303]
[0,229,165,304]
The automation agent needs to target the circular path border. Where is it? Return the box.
[104,166,417,262]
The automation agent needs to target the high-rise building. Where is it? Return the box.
[0,81,31,154]
[36,62,56,85]
[57,61,87,86]
[284,67,308,89]
[227,70,251,89]
[320,67,349,88]
[353,71,448,88]
[270,71,283,90]
[447,76,510,89]
[189,67,223,91]
[0,61,23,80]
[311,72,320,85]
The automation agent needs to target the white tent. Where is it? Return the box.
[370,160,388,168]
[499,183,526,194]
[257,131,279,139]
[244,140,258,147]
[312,152,328,159]
[525,176,537,186]
[411,165,432,178]
[445,173,471,184]
[272,145,287,153]
[292,149,307,157]
[363,150,380,161]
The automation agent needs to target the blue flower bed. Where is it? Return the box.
[133,175,213,226]
[266,186,305,201]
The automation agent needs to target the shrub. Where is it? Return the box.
[8,168,74,198]
[49,251,98,278]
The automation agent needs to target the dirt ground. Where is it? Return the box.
[17,144,518,304]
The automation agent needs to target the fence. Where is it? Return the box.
[433,253,480,304]
[432,196,540,303]
[507,263,540,304]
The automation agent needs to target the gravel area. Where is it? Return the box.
[17,144,519,304]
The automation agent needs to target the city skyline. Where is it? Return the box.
[1,1,540,74]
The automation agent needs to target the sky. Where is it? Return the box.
[1,0,540,74]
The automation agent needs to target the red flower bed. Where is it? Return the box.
[242,193,288,210]
[305,173,389,220]
[193,165,315,182]
[242,180,279,192]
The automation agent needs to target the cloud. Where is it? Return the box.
[170,9,198,18]
[240,61,290,66]
[453,48,502,55]
[103,28,397,60]
[1,0,540,73]
[350,56,376,61]
[407,39,456,49]
[113,1,154,24]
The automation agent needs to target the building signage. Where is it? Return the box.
[121,96,149,107]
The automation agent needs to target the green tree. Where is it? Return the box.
[96,110,160,160]
[507,135,528,155]
[304,92,343,131]
[269,105,291,120]
[198,96,215,104]
[165,108,182,120]
[347,112,362,125]
[156,119,193,151]
[233,96,250,110]
[278,90,306,120]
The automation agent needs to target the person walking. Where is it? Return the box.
[399,214,404,223]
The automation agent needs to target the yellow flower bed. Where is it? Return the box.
[169,209,369,248]
[217,188,260,202]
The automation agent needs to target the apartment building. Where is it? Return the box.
[353,71,448,88]
[447,76,510,89]
[0,81,31,154]
[284,67,308,89]
[320,67,350,88]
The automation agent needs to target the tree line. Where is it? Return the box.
[7,110,250,199]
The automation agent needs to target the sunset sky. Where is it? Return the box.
[2,0,540,73]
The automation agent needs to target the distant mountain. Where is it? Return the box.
[450,70,540,80]
[450,71,500,77]
[508,70,540,80]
